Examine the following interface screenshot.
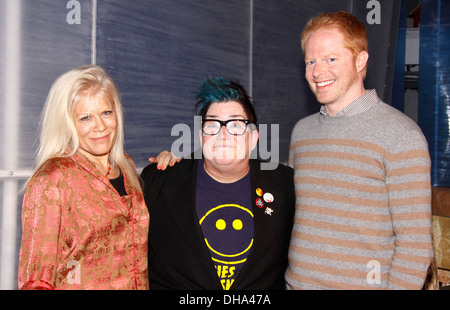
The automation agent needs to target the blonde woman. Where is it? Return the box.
[18,65,149,290]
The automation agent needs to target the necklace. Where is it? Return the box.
[105,160,112,177]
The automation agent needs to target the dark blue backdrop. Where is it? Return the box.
[13,0,402,170]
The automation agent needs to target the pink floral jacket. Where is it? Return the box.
[18,153,149,290]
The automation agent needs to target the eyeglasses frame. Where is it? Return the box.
[201,119,251,136]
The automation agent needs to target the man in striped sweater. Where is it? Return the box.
[285,11,433,290]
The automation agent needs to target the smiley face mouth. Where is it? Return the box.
[204,238,254,264]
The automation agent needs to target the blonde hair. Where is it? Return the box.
[28,64,141,192]
[301,11,369,79]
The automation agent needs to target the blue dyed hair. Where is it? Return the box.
[195,76,257,125]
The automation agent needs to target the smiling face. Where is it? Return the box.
[73,94,117,161]
[199,204,254,264]
[304,28,368,116]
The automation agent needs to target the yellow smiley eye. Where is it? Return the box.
[233,219,243,230]
[216,219,226,230]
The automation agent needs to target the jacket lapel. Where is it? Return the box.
[162,160,222,288]
[232,160,284,288]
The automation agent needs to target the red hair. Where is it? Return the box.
[301,11,368,77]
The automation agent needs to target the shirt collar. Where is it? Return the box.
[71,152,107,180]
[319,89,380,117]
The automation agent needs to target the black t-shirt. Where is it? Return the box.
[109,171,127,196]
[195,160,254,290]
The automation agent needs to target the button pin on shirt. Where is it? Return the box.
[263,192,274,203]
[265,207,274,216]
[256,188,263,196]
[256,198,264,208]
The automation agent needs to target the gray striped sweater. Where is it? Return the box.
[285,90,433,290]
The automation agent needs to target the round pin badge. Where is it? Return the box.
[256,188,263,196]
[256,197,264,208]
[263,192,274,203]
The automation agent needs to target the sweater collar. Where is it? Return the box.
[319,89,380,117]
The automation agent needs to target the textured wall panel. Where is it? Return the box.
[353,0,401,104]
[0,0,92,289]
[96,1,251,167]
[252,0,351,163]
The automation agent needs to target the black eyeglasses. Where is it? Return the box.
[202,119,250,136]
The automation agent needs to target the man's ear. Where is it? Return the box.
[356,51,369,73]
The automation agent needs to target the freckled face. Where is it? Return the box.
[73,95,117,160]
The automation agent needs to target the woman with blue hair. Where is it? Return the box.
[141,76,295,290]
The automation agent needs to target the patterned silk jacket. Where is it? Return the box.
[18,153,149,290]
